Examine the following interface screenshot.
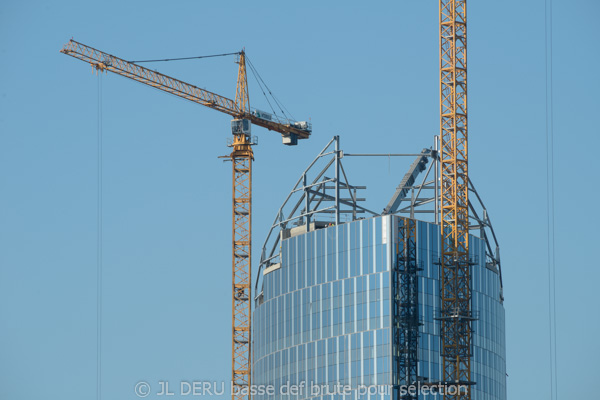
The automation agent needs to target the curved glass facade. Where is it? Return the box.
[253,215,505,400]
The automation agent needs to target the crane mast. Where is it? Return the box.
[230,51,253,400]
[61,40,311,400]
[438,1,473,399]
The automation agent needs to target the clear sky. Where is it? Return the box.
[1,1,598,399]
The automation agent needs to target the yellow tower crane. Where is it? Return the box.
[60,39,311,400]
[438,1,473,399]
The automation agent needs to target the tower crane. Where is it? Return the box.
[438,1,473,399]
[60,39,311,400]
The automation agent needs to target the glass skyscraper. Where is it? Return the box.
[252,138,506,400]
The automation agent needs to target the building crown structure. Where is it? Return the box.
[253,137,506,400]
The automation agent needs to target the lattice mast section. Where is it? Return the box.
[395,218,420,400]
[231,50,253,400]
[439,1,474,399]
[231,151,252,400]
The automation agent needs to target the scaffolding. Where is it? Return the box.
[394,217,422,399]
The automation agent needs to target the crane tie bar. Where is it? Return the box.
[128,52,241,64]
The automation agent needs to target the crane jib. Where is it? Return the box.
[60,39,311,140]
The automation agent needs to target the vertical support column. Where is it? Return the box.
[395,217,420,400]
[232,47,252,400]
[304,173,311,230]
[334,135,340,225]
[235,50,249,114]
[434,135,440,225]
[230,132,253,400]
[439,1,473,399]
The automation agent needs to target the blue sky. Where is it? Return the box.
[1,0,598,399]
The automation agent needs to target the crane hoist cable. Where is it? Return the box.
[96,72,104,400]
[545,0,558,398]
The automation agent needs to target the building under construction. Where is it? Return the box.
[252,137,506,400]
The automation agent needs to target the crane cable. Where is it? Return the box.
[125,51,297,125]
[545,0,558,399]
[96,72,104,400]
[128,52,240,64]
[245,58,280,121]
[246,56,296,122]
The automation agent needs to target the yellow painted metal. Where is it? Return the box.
[230,52,252,400]
[235,51,250,115]
[439,1,472,399]
[60,40,310,139]
[59,39,296,400]
[230,136,253,400]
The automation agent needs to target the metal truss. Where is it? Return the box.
[230,133,253,400]
[256,136,378,288]
[383,143,503,298]
[438,0,473,397]
[255,132,503,305]
[60,40,311,141]
[394,217,422,400]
